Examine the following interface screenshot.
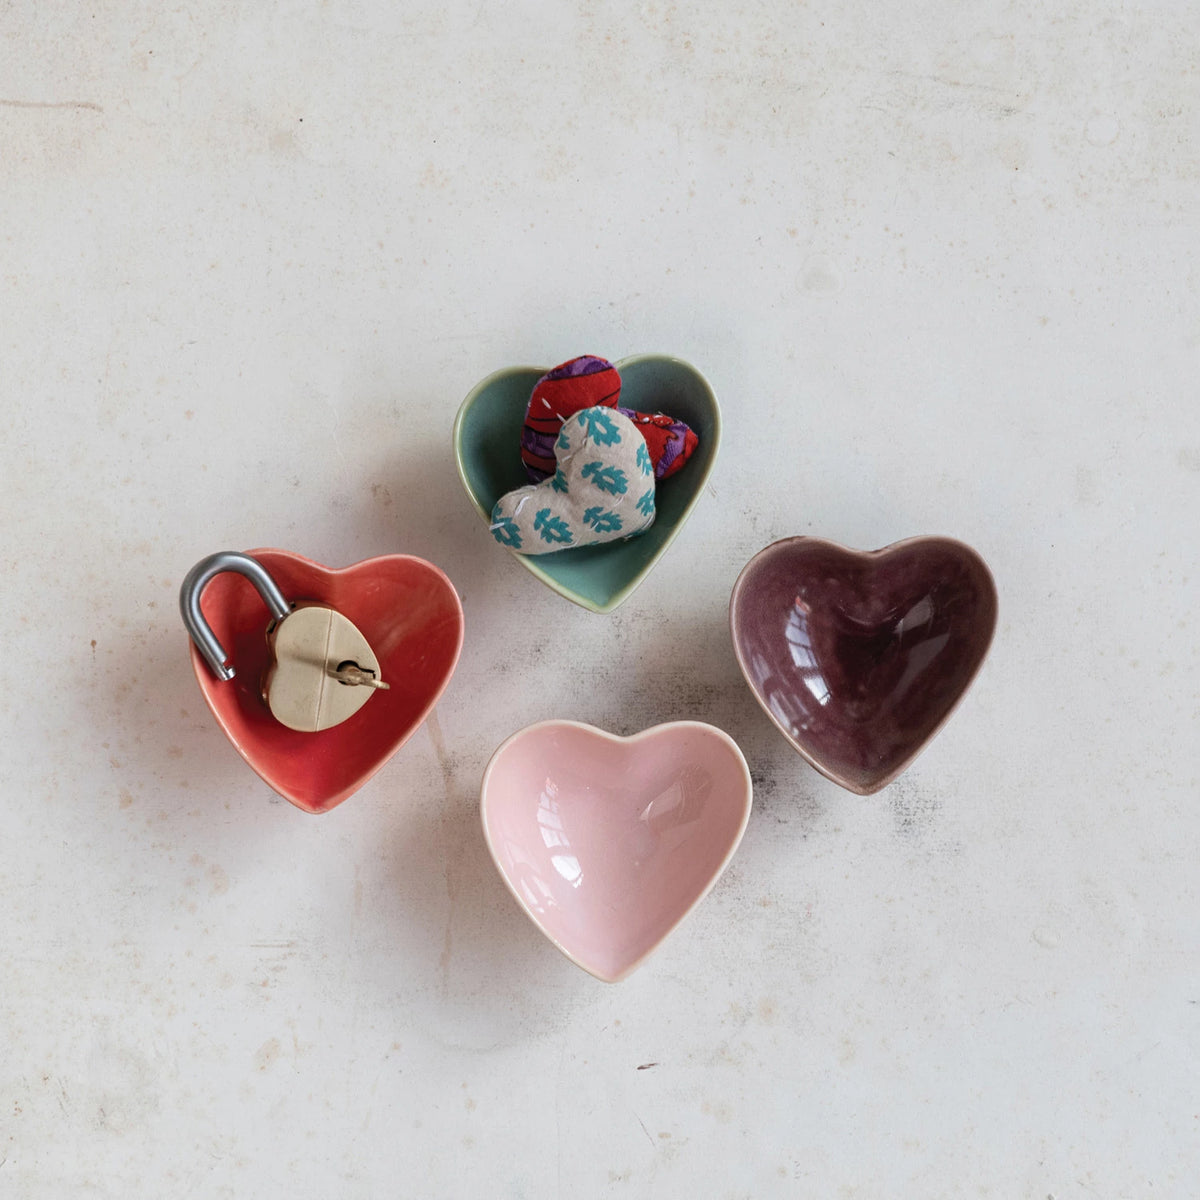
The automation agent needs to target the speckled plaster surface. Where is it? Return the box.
[2,2,1198,1196]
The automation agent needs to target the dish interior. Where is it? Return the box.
[732,538,997,793]
[483,724,748,980]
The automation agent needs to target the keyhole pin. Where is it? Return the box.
[333,662,391,690]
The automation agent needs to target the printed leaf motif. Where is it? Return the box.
[580,408,622,446]
[636,488,655,517]
[491,515,523,549]
[550,468,569,494]
[583,506,623,534]
[555,427,572,452]
[534,508,574,544]
[636,440,652,475]
[580,461,628,495]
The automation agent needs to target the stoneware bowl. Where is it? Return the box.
[454,354,721,613]
[189,548,464,814]
[729,536,997,795]
[480,720,753,982]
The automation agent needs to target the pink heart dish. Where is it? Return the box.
[187,548,464,814]
[729,535,997,795]
[480,720,753,982]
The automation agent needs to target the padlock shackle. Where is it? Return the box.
[180,551,290,681]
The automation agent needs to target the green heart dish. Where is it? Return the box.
[453,354,720,613]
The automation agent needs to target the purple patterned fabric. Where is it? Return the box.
[616,406,695,479]
[521,426,559,480]
[543,355,612,381]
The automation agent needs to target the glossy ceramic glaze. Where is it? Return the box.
[480,721,752,982]
[189,548,464,813]
[454,354,721,613]
[730,536,997,795]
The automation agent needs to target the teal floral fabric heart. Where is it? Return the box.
[489,406,655,555]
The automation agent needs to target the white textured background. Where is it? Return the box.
[2,2,1198,1196]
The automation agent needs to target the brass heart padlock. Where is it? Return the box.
[180,551,389,732]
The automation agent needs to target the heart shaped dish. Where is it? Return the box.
[730,536,997,795]
[189,548,464,814]
[480,720,752,982]
[454,355,720,613]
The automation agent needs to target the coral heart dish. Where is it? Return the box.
[454,355,720,613]
[480,721,752,982]
[189,548,464,813]
[729,536,997,795]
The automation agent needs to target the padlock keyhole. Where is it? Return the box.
[336,660,373,685]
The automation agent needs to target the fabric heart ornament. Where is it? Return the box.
[520,355,699,483]
[188,548,464,813]
[491,406,655,554]
[729,536,997,795]
[615,406,699,481]
[481,720,753,982]
[520,355,622,480]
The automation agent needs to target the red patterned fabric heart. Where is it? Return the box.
[520,355,698,483]
[519,355,621,480]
